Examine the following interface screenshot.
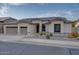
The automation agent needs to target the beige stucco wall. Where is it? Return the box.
[12,23,36,34]
[0,24,3,33]
[28,24,36,34]
[49,21,64,33]
[64,24,72,33]
[46,24,49,32]
[4,23,36,35]
[18,23,30,33]
[4,21,72,35]
[46,21,72,33]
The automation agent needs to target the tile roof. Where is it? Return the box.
[19,17,72,23]
[0,17,73,24]
[0,17,17,21]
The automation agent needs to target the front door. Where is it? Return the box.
[54,24,61,33]
[36,24,39,33]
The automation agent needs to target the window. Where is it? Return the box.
[54,24,61,32]
[42,24,46,32]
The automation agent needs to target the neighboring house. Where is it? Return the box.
[3,17,73,35]
[0,17,17,34]
[75,19,79,32]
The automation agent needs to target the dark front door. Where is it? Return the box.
[36,24,39,33]
[54,24,61,33]
[42,24,46,32]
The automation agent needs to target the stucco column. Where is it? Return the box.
[18,25,20,35]
[27,24,30,33]
[4,26,6,35]
[49,24,51,33]
[39,22,42,33]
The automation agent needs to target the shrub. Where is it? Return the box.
[42,32,46,35]
[49,33,53,36]
[39,32,53,39]
[46,35,50,39]
[39,32,43,35]
[67,32,79,38]
[39,32,46,36]
[45,32,53,39]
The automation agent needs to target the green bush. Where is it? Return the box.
[45,32,53,39]
[39,32,53,39]
[39,32,43,35]
[49,33,53,36]
[46,35,50,39]
[40,32,46,35]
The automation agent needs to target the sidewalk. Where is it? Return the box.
[0,35,79,49]
[17,38,79,49]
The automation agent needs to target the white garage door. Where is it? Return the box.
[20,27,27,35]
[6,27,18,35]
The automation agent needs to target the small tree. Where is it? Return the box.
[72,20,77,28]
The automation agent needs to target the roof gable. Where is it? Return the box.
[0,17,17,23]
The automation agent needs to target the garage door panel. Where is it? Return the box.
[6,27,18,35]
[20,27,27,35]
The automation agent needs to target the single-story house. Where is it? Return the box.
[2,17,73,35]
[0,17,17,34]
[75,19,79,32]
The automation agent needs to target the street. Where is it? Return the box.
[0,41,79,55]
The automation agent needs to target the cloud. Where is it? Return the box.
[0,3,23,16]
[0,4,9,15]
[36,13,60,17]
[8,3,23,5]
[8,3,47,6]
[0,3,78,20]
[64,11,73,15]
[36,3,48,5]
[8,3,29,6]
[32,10,76,20]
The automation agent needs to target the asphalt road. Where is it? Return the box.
[0,41,79,55]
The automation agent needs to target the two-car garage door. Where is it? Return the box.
[6,27,18,35]
[6,27,27,35]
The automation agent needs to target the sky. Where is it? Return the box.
[0,3,79,20]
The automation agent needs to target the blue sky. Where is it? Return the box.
[0,3,79,20]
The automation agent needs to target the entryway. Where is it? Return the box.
[36,24,46,33]
[36,24,39,33]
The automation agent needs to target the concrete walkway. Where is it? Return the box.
[16,38,79,49]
